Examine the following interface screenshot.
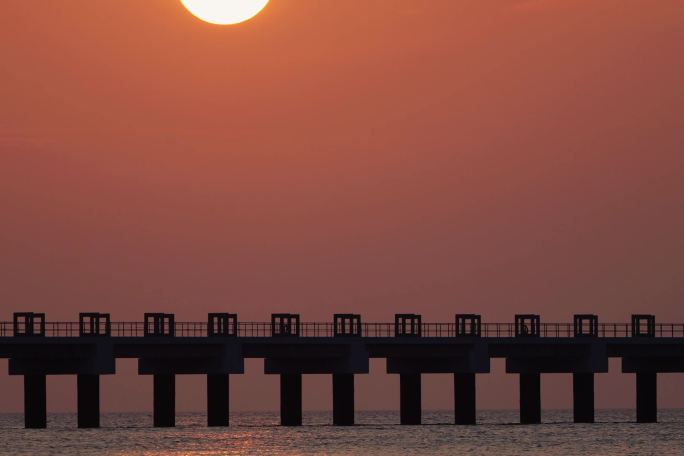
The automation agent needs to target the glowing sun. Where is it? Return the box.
[180,0,269,25]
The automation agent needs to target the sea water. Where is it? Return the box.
[1,409,683,455]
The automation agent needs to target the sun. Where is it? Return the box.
[180,0,270,25]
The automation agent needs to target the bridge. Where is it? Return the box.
[2,312,683,428]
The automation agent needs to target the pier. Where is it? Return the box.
[1,312,682,428]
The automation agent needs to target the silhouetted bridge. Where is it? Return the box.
[2,312,683,428]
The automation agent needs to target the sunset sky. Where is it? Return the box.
[1,0,683,413]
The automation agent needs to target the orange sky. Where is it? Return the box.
[1,0,683,414]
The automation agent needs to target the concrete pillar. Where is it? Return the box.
[153,374,175,427]
[454,373,476,425]
[207,374,229,427]
[636,372,657,423]
[77,374,100,428]
[572,373,594,423]
[332,374,354,426]
[400,373,421,425]
[280,373,302,426]
[519,373,541,424]
[24,374,47,429]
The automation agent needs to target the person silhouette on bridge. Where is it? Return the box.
[521,324,529,336]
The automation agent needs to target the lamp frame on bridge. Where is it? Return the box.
[631,314,656,338]
[271,313,300,337]
[208,313,238,337]
[573,314,598,337]
[334,314,362,337]
[455,314,481,337]
[79,312,111,337]
[144,313,175,337]
[515,314,540,338]
[13,312,45,337]
[395,314,422,337]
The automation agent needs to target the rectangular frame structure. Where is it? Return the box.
[395,314,422,337]
[455,314,481,337]
[79,313,111,336]
[515,314,540,337]
[271,313,300,337]
[12,312,45,337]
[144,313,175,337]
[208,313,238,337]
[574,314,598,337]
[334,314,362,337]
[13,312,45,337]
[632,314,655,337]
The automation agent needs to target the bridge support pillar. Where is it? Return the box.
[153,374,175,427]
[636,372,657,423]
[207,374,229,427]
[572,373,594,423]
[280,374,302,426]
[332,373,354,426]
[400,373,421,425]
[454,373,476,425]
[77,374,100,428]
[24,374,47,429]
[519,373,541,424]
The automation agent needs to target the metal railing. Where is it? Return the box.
[1,321,683,338]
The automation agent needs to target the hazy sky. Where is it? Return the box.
[1,0,683,414]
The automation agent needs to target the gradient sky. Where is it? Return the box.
[1,0,683,414]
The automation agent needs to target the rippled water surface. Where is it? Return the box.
[2,410,684,455]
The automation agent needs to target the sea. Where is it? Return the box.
[1,409,683,455]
